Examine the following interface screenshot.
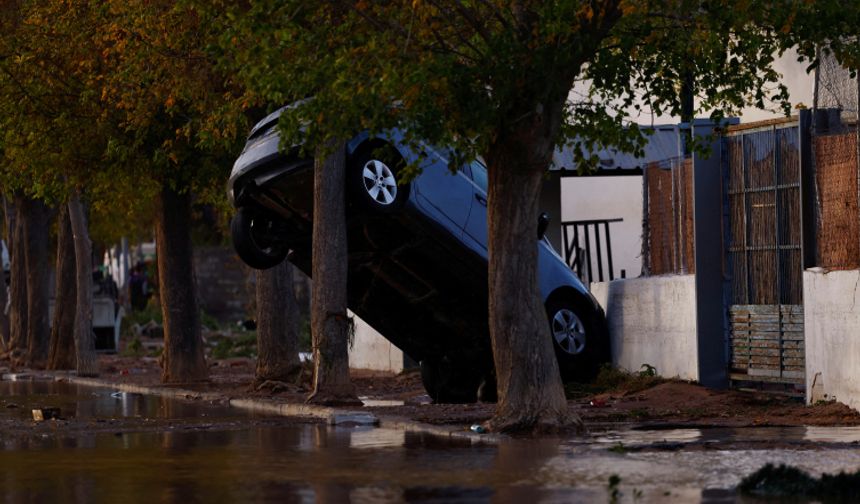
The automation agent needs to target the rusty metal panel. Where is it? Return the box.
[728,304,804,385]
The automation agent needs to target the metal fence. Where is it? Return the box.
[561,218,623,284]
[724,123,803,306]
[641,158,694,276]
[723,120,805,385]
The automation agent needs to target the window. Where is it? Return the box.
[470,160,488,193]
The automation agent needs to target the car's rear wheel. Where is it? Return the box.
[545,295,609,382]
[349,145,410,212]
[231,206,289,270]
[420,358,484,404]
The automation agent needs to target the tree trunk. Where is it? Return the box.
[24,197,51,367]
[7,195,28,358]
[0,196,13,351]
[307,139,358,405]
[483,105,582,433]
[47,204,77,370]
[255,261,302,384]
[68,192,98,377]
[155,184,207,383]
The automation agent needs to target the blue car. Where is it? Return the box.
[228,107,609,402]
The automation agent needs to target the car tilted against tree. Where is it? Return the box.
[228,107,610,403]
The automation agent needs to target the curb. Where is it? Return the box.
[29,373,501,445]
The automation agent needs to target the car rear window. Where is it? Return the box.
[470,160,488,193]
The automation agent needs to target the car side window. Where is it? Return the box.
[470,160,488,193]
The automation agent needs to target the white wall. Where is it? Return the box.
[561,175,643,280]
[348,311,404,373]
[804,269,860,411]
[592,275,699,381]
[571,49,814,124]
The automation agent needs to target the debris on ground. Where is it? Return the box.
[32,407,61,422]
[739,463,860,501]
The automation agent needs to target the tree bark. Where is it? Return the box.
[47,203,77,370]
[155,183,208,383]
[0,196,14,351]
[25,197,51,368]
[255,261,302,384]
[68,192,98,377]
[483,101,582,433]
[7,195,28,358]
[307,139,358,405]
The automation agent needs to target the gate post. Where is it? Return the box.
[692,119,733,388]
[798,109,816,269]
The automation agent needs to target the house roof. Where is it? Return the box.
[551,123,681,173]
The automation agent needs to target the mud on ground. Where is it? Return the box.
[3,355,860,438]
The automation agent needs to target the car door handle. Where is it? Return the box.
[475,193,487,206]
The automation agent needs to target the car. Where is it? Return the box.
[228,106,610,403]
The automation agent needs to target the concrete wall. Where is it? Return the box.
[193,246,253,323]
[561,175,643,279]
[804,269,860,411]
[348,311,404,373]
[591,275,699,381]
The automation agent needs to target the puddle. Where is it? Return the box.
[0,380,238,423]
[591,425,860,450]
[5,381,860,503]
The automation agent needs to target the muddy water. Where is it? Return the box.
[3,382,860,503]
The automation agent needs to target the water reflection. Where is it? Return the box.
[8,382,860,503]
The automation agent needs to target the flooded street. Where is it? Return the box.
[3,381,860,503]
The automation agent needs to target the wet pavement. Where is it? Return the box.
[2,381,860,503]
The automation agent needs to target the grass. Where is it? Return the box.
[565,364,665,399]
[120,303,163,337]
[121,335,145,358]
[209,332,258,359]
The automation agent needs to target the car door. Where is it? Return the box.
[414,147,474,234]
[463,159,489,250]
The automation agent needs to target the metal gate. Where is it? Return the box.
[723,121,805,386]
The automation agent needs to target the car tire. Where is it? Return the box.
[231,206,289,270]
[545,295,609,382]
[420,358,483,404]
[349,145,409,212]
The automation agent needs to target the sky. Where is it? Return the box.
[572,49,815,127]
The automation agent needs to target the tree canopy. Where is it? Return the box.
[218,0,860,432]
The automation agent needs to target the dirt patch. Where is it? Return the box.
[576,381,860,427]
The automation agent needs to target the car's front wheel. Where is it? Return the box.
[545,296,609,382]
[348,145,410,212]
[231,206,289,270]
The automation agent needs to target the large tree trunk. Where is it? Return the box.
[155,184,207,383]
[24,198,51,367]
[7,195,28,358]
[306,139,358,405]
[68,193,98,377]
[255,261,302,384]
[483,103,581,433]
[47,204,77,370]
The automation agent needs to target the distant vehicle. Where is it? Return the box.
[228,107,610,402]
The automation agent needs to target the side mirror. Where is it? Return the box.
[537,212,550,239]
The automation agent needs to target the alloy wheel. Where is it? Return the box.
[551,308,587,355]
[362,159,398,205]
